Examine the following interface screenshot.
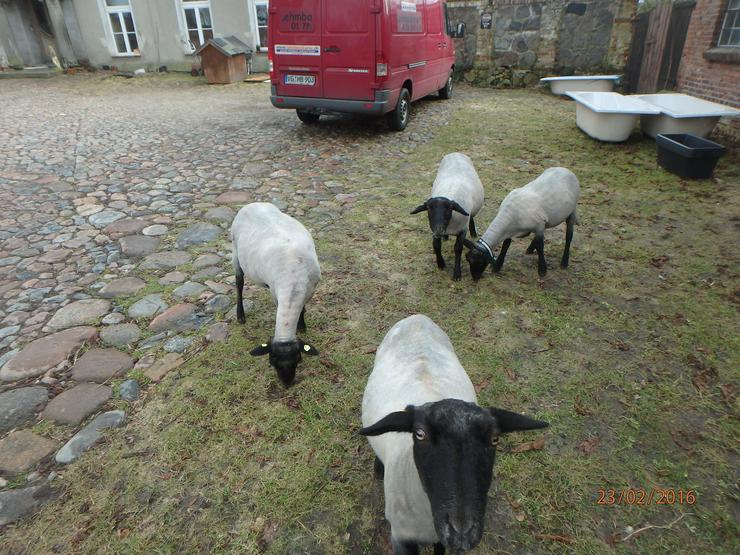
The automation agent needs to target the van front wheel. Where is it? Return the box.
[296,110,320,124]
[439,74,453,99]
[386,88,410,131]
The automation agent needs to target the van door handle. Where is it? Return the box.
[324,46,341,53]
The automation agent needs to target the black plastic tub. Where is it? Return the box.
[656,133,725,179]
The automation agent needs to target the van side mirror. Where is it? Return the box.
[451,22,465,38]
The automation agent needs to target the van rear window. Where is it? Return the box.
[393,0,423,34]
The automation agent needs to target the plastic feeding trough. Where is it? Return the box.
[656,134,726,179]
[540,75,621,96]
[635,93,740,138]
[565,92,661,142]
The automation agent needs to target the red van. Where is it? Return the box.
[268,0,463,131]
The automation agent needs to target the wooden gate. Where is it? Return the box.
[625,1,696,93]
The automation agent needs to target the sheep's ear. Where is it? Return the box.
[359,406,415,436]
[299,340,319,356]
[449,201,469,216]
[489,407,549,434]
[410,202,427,215]
[250,343,271,356]
[463,238,478,250]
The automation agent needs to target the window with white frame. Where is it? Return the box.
[104,0,139,55]
[254,1,268,50]
[718,0,739,47]
[182,0,213,51]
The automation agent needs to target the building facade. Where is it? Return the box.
[0,0,269,72]
[676,0,739,108]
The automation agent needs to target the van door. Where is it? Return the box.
[272,0,324,98]
[321,0,376,101]
[425,0,445,93]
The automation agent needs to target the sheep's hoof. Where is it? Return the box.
[237,313,246,324]
[452,272,461,281]
[436,260,445,269]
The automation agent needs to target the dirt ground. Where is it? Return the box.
[0,74,738,554]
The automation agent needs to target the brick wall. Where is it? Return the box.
[677,0,740,108]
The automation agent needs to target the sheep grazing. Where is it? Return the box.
[464,167,580,279]
[411,153,484,280]
[230,202,320,387]
[360,315,548,554]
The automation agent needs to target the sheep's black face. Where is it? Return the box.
[269,340,302,387]
[411,197,469,239]
[359,401,548,552]
[250,339,319,388]
[464,239,493,280]
[426,198,455,239]
[412,400,495,552]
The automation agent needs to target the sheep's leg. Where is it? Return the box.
[469,216,477,237]
[391,538,419,555]
[453,233,465,281]
[526,236,537,254]
[493,238,511,273]
[561,213,575,269]
[297,307,306,332]
[534,231,547,277]
[433,237,445,269]
[235,265,246,324]
[433,544,446,555]
[373,456,384,479]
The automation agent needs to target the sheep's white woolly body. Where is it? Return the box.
[481,167,579,247]
[431,153,484,235]
[362,315,477,544]
[230,202,320,340]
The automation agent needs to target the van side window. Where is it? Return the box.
[443,3,451,36]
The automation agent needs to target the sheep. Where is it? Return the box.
[360,315,548,554]
[230,202,320,387]
[464,167,580,279]
[410,153,484,281]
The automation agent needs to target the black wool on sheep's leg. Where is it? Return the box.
[373,456,384,479]
[392,538,420,555]
[297,307,306,332]
[534,232,547,277]
[235,265,246,324]
[453,234,465,281]
[493,238,511,273]
[433,237,445,269]
[561,212,575,269]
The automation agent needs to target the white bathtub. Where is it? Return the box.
[565,92,661,142]
[540,75,621,96]
[635,93,740,138]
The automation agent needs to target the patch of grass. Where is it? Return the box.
[3,87,738,555]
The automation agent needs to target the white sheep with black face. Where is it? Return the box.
[360,315,548,555]
[464,166,580,279]
[410,153,484,280]
[231,202,320,387]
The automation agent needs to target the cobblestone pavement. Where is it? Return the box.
[0,73,454,522]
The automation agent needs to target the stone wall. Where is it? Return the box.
[447,0,636,87]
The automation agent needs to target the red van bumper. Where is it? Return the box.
[270,86,392,115]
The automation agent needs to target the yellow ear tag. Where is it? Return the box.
[261,343,268,348]
[303,344,311,352]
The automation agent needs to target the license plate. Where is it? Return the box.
[285,74,315,86]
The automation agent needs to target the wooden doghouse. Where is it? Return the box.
[197,36,252,84]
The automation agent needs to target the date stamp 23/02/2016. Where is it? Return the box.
[596,488,697,506]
